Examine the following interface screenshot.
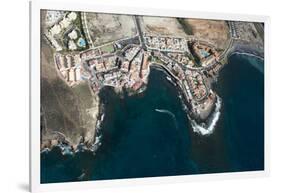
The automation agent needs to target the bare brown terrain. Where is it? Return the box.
[234,21,264,52]
[140,16,188,37]
[85,12,137,46]
[40,39,99,149]
[181,18,230,50]
[139,16,230,50]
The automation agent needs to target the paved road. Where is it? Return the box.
[228,21,239,39]
[218,38,234,61]
[254,23,264,41]
[81,12,94,48]
[134,16,146,49]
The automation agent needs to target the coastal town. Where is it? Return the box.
[41,10,264,151]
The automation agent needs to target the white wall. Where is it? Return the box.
[0,0,280,192]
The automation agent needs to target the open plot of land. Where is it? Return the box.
[41,39,99,147]
[85,13,137,46]
[235,21,264,51]
[100,44,115,53]
[182,19,230,50]
[140,16,188,37]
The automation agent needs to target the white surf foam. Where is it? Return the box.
[231,52,264,61]
[190,96,222,135]
[229,52,264,73]
[155,109,175,118]
[155,109,178,128]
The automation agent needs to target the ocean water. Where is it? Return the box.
[214,54,264,172]
[41,54,264,183]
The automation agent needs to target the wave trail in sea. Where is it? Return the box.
[155,109,178,129]
[189,96,222,135]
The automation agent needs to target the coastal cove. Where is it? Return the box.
[41,54,264,183]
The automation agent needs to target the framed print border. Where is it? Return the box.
[30,0,270,192]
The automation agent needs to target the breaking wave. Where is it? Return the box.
[231,51,264,61]
[190,96,222,135]
[229,52,264,74]
[155,109,178,129]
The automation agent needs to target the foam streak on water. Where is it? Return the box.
[155,109,178,129]
[155,109,175,117]
[190,96,222,135]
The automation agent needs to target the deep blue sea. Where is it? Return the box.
[41,54,264,183]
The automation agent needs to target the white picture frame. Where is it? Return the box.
[30,0,270,192]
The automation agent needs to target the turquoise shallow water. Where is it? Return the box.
[41,54,264,183]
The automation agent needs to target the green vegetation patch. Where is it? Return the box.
[100,44,115,54]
